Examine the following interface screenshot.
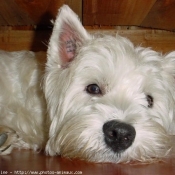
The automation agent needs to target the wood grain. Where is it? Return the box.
[1,28,175,53]
[0,29,51,51]
[14,0,82,25]
[0,0,34,25]
[0,0,175,31]
[83,0,156,25]
[141,0,175,31]
[14,0,51,24]
[0,150,175,175]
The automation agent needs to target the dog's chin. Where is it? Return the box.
[55,137,172,163]
[47,138,172,163]
[45,108,173,163]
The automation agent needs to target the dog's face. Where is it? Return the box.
[44,5,175,163]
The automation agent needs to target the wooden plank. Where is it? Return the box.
[114,28,175,53]
[0,29,51,51]
[15,0,51,25]
[0,14,7,25]
[15,0,82,25]
[1,150,175,175]
[87,27,175,53]
[0,28,175,53]
[141,0,175,31]
[0,0,34,25]
[83,0,156,25]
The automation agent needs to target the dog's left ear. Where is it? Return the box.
[47,5,90,67]
[162,51,175,77]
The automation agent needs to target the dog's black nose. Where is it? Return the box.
[103,120,136,153]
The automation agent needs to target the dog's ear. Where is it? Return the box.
[47,5,90,67]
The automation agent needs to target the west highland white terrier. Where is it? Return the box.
[0,5,175,163]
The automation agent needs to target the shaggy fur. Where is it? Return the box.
[0,5,175,163]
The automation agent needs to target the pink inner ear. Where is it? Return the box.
[59,23,77,64]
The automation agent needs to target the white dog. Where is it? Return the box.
[0,5,175,163]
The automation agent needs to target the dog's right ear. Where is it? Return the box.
[47,5,90,68]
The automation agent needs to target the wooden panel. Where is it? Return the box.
[15,0,82,25]
[87,27,175,53]
[0,0,175,31]
[0,0,34,25]
[0,28,175,53]
[0,14,7,25]
[115,27,175,53]
[14,0,52,25]
[141,0,175,31]
[83,0,156,25]
[0,29,51,51]
[0,0,82,26]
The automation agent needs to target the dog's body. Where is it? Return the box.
[0,50,47,154]
[0,5,175,163]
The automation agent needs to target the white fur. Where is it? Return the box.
[0,5,175,163]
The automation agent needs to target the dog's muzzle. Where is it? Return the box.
[103,120,136,153]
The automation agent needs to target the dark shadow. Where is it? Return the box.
[30,11,54,52]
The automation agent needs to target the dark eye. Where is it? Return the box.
[86,84,102,95]
[146,95,153,108]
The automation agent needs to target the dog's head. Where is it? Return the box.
[44,5,175,163]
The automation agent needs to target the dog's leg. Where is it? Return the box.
[0,126,19,155]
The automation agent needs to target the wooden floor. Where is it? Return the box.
[0,150,175,175]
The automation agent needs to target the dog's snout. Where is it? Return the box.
[103,120,136,153]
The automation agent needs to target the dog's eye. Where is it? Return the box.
[146,95,153,108]
[86,84,102,95]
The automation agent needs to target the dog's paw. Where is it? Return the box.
[0,126,19,155]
